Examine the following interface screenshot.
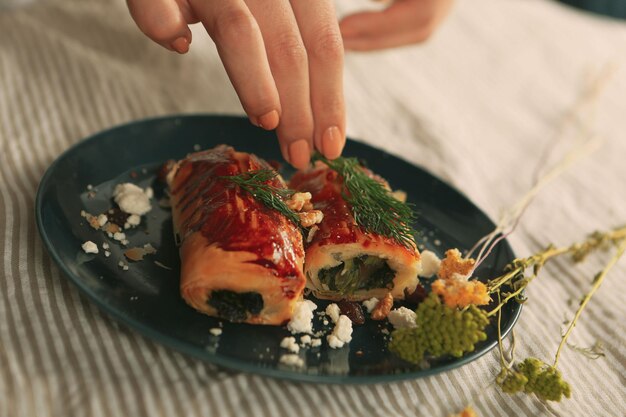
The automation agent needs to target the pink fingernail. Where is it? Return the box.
[171,37,190,54]
[257,110,279,130]
[322,126,343,159]
[288,140,311,169]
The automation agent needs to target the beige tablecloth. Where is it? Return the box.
[1,0,625,416]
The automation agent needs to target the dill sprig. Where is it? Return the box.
[313,154,417,249]
[220,169,301,228]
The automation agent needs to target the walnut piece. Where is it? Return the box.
[371,292,393,320]
[298,210,324,228]
[286,192,312,212]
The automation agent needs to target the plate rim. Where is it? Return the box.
[35,113,522,384]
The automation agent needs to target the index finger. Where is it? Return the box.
[291,0,346,159]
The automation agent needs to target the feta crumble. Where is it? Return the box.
[280,336,300,353]
[287,300,317,334]
[310,338,322,347]
[325,303,340,323]
[420,250,441,278]
[327,315,353,349]
[209,328,222,336]
[387,307,418,329]
[113,232,126,242]
[279,354,304,368]
[125,214,141,229]
[81,241,99,254]
[113,183,152,216]
[300,335,311,346]
[96,214,108,227]
[362,297,379,313]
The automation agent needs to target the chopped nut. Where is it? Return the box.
[298,210,323,228]
[371,293,393,320]
[286,192,312,212]
[105,223,121,234]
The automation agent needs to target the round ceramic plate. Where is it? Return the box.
[36,115,521,384]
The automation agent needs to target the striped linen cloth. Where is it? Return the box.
[1,0,625,416]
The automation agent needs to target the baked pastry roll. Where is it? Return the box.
[167,145,306,324]
[290,161,421,301]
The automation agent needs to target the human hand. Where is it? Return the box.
[126,0,345,169]
[340,0,454,51]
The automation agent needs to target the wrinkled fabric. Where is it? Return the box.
[0,0,625,416]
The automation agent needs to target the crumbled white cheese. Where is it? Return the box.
[327,315,353,349]
[122,265,129,271]
[86,184,93,191]
[362,297,379,313]
[125,214,141,229]
[300,335,311,346]
[279,354,304,367]
[104,251,111,257]
[310,338,322,347]
[113,232,126,242]
[387,307,418,330]
[420,250,441,278]
[325,303,340,323]
[113,183,152,215]
[451,272,470,281]
[209,328,222,336]
[287,300,317,334]
[145,187,154,199]
[81,241,99,254]
[96,214,108,227]
[102,242,110,250]
[280,336,300,353]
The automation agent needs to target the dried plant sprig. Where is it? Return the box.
[313,154,417,249]
[492,225,626,402]
[220,169,301,227]
[467,66,614,271]
[554,237,626,368]
[485,225,626,318]
[566,340,605,360]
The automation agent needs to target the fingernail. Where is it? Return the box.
[322,126,343,159]
[257,110,279,130]
[171,37,190,54]
[288,140,311,169]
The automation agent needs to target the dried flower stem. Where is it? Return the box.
[468,65,615,271]
[554,237,626,368]
[486,225,626,318]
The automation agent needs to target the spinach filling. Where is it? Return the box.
[317,255,395,296]
[208,290,264,322]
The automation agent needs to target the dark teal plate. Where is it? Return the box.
[36,115,521,384]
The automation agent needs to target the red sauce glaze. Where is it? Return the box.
[290,163,414,256]
[170,146,304,293]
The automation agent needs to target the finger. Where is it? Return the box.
[340,0,453,51]
[245,0,314,168]
[127,0,192,53]
[342,29,428,51]
[190,0,281,130]
[291,0,345,159]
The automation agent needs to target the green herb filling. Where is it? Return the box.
[208,290,264,322]
[317,255,395,296]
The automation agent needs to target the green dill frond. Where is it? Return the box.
[220,169,301,228]
[313,154,417,249]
